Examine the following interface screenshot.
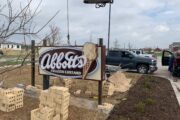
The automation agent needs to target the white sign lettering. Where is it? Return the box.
[40,51,87,70]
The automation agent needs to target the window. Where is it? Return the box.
[108,51,121,57]
[7,45,9,48]
[121,51,133,58]
[17,45,19,48]
[136,51,140,55]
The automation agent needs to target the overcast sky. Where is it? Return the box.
[5,0,180,48]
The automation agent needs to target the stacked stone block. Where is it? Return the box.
[63,79,72,88]
[103,82,115,96]
[0,88,24,112]
[31,86,70,120]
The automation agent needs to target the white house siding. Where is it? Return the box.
[0,44,21,50]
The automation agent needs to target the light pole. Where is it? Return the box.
[67,0,70,45]
[83,0,113,52]
[107,3,112,52]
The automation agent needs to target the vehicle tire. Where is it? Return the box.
[137,64,149,74]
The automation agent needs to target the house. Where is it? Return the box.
[0,41,22,50]
[154,47,162,52]
[169,42,180,52]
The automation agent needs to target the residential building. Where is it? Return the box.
[169,42,180,52]
[0,41,22,50]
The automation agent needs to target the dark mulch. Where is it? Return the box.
[108,75,180,120]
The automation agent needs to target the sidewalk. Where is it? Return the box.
[154,57,180,105]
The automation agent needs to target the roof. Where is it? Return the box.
[170,42,180,46]
[0,41,22,45]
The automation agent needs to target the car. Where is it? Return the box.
[131,49,156,59]
[162,50,180,77]
[106,50,158,74]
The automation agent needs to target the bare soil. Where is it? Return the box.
[107,75,180,120]
[0,96,107,120]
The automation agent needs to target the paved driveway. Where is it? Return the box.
[154,57,180,105]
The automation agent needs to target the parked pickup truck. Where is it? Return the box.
[106,50,158,74]
[162,50,180,76]
[131,49,156,59]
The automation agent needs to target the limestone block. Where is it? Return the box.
[15,96,23,103]
[53,114,60,120]
[31,108,40,120]
[0,89,12,96]
[12,87,24,95]
[46,97,56,108]
[3,94,16,104]
[5,104,15,112]
[38,107,54,120]
[54,93,70,104]
[39,104,45,110]
[49,86,69,95]
[60,112,68,120]
[55,104,69,114]
[15,102,23,109]
[40,90,49,99]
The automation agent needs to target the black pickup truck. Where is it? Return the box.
[106,50,158,74]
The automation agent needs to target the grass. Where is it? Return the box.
[154,52,162,57]
[134,102,145,113]
[144,98,156,105]
[0,60,30,66]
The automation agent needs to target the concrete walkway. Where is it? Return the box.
[154,57,180,105]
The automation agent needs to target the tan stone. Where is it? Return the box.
[0,89,12,96]
[53,114,60,120]
[3,94,16,104]
[60,112,68,120]
[31,108,40,120]
[15,102,23,109]
[49,86,69,95]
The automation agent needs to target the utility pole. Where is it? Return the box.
[67,0,70,45]
[107,3,112,52]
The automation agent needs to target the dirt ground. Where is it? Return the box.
[107,75,180,120]
[0,65,142,120]
[0,96,107,120]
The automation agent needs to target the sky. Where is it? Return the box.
[2,0,180,48]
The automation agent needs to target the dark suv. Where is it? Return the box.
[162,50,180,76]
[106,50,158,74]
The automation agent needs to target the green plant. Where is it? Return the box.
[144,98,156,105]
[134,102,145,113]
[143,81,151,89]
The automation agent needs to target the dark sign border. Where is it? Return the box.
[37,45,106,81]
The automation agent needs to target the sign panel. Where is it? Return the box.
[39,43,104,81]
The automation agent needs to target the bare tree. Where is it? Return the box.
[128,42,133,50]
[0,0,59,41]
[46,25,61,46]
[0,0,60,75]
[113,39,120,49]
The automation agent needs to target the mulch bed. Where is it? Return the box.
[107,75,180,120]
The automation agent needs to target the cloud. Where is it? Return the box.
[1,0,180,48]
[155,25,170,32]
